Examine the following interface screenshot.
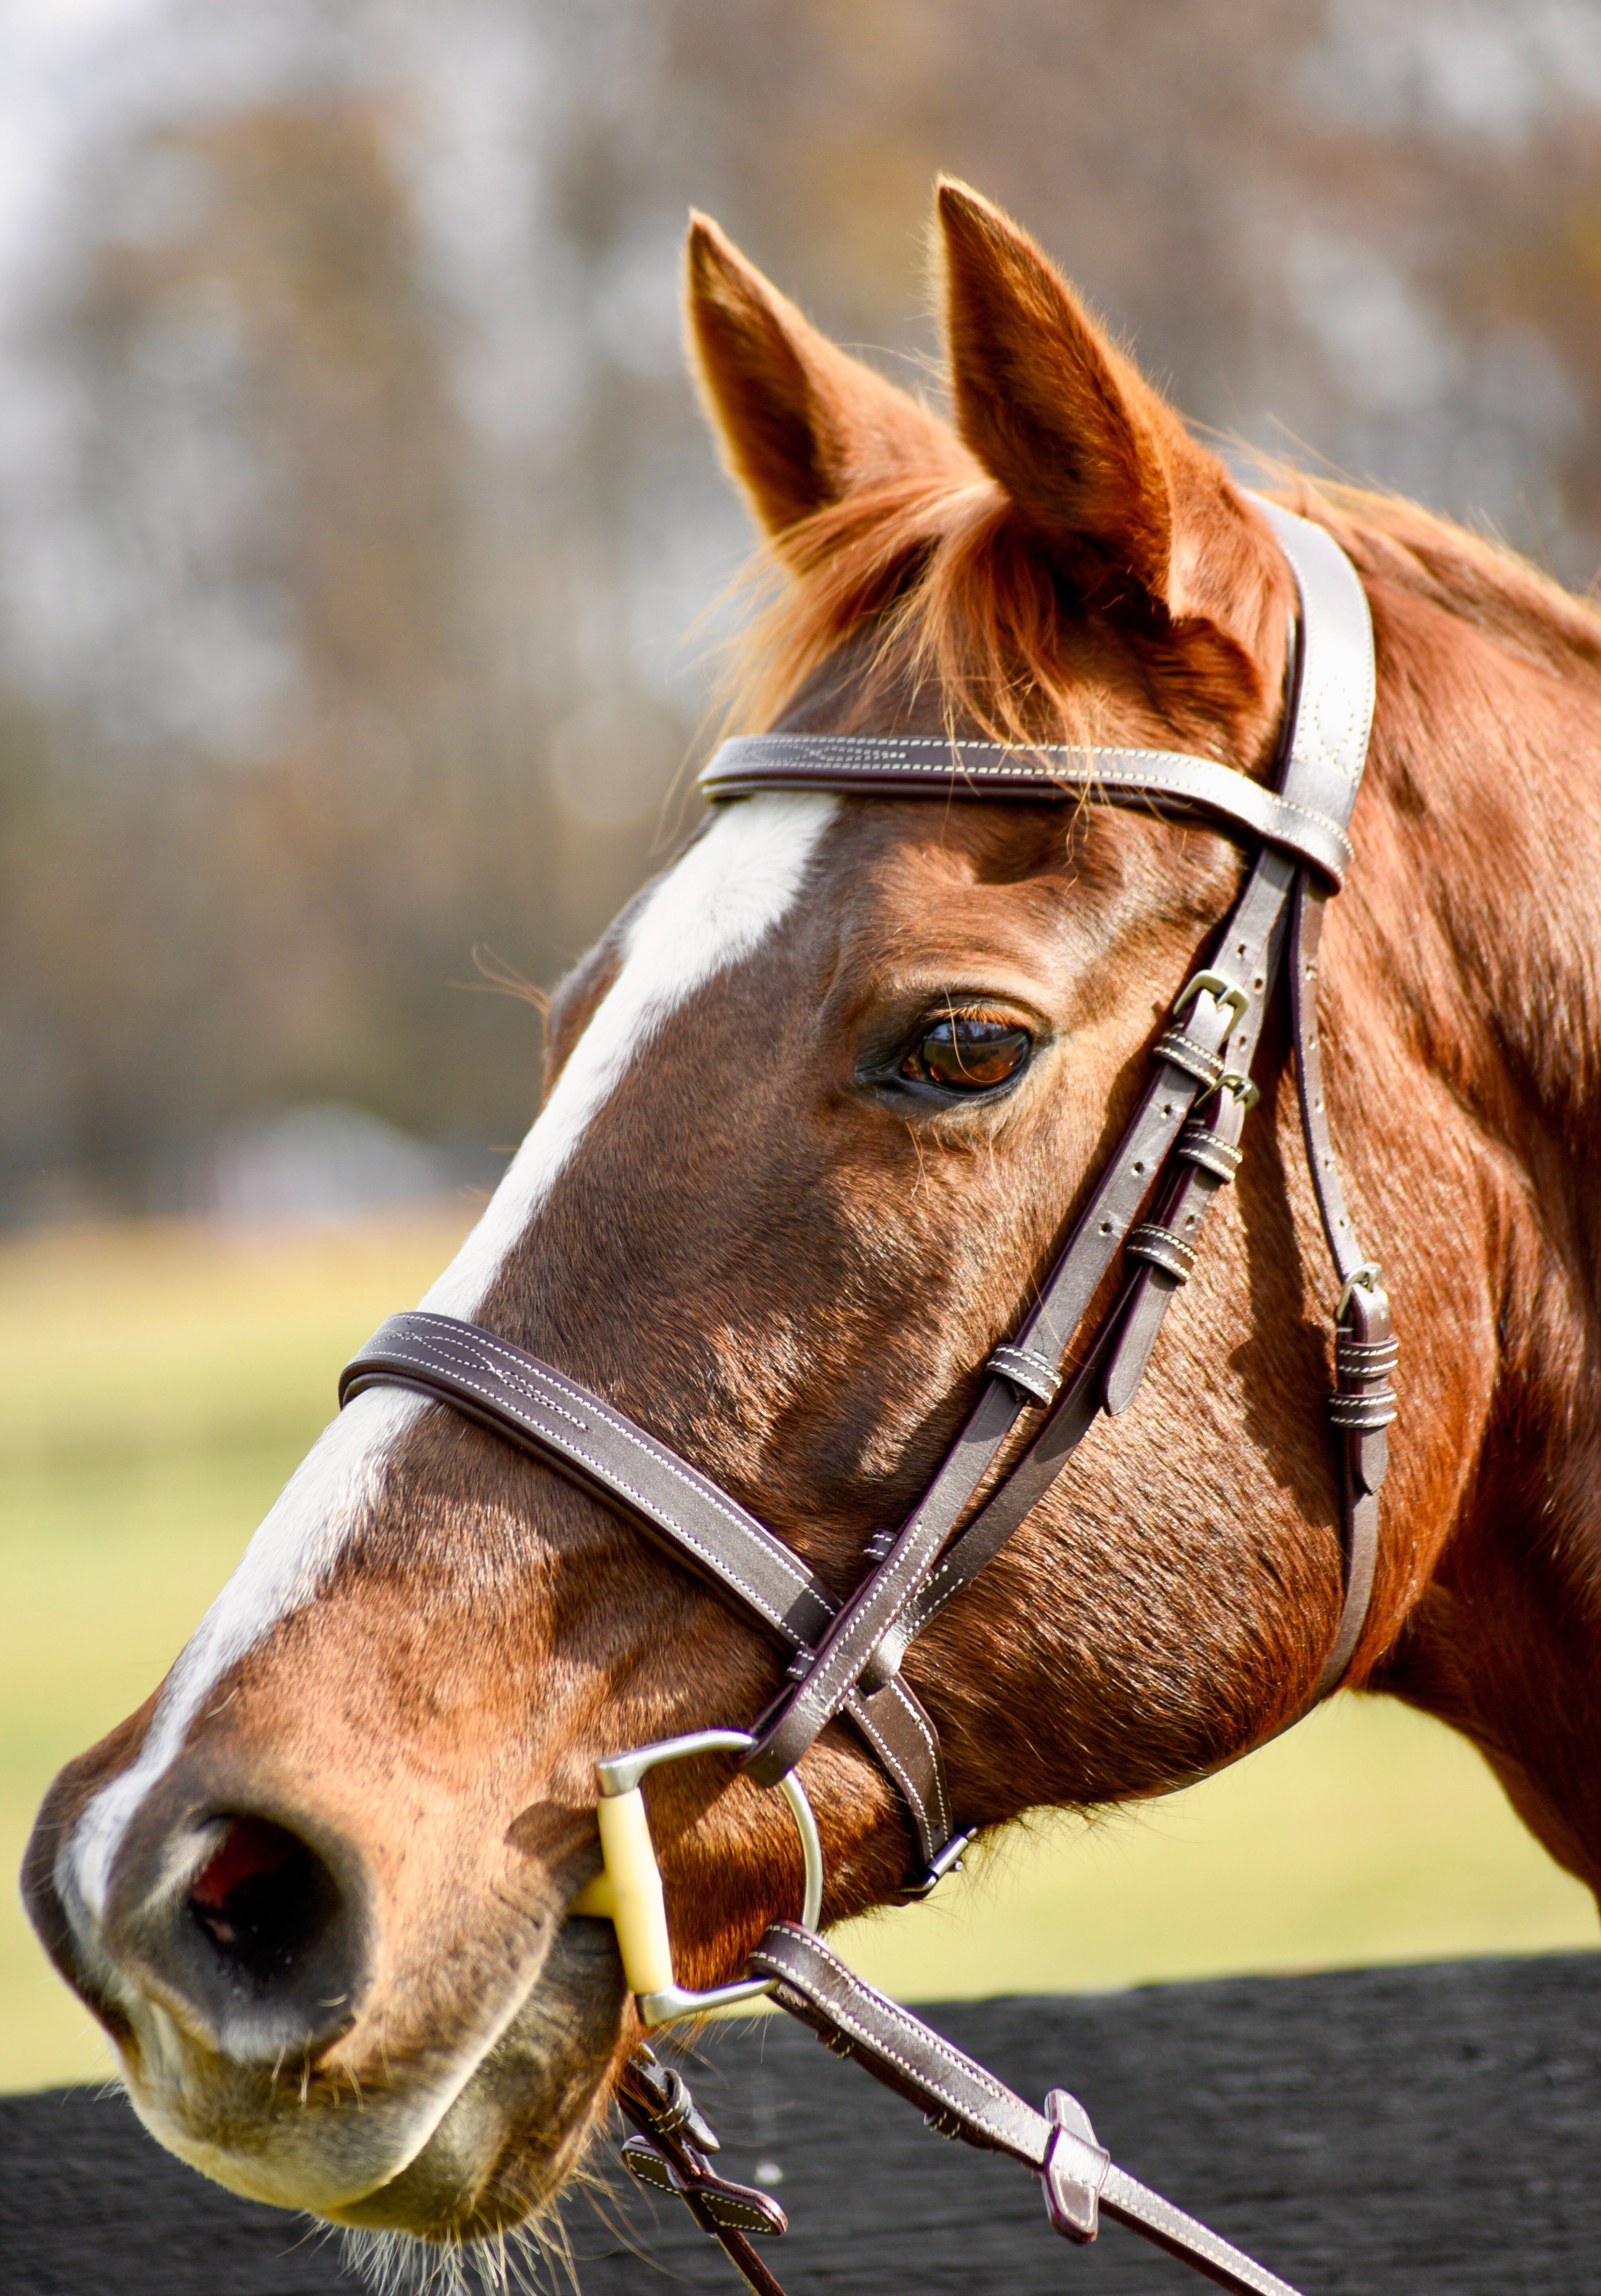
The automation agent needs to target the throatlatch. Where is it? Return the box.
[340,499,1391,2296]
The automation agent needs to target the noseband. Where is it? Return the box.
[340,500,1390,2296]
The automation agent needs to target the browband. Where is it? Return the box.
[695,495,1375,890]
[699,734,1354,885]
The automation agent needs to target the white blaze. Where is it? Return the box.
[67,792,839,1920]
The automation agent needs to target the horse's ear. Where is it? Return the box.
[936,181,1247,618]
[686,212,967,548]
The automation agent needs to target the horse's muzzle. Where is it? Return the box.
[23,1739,626,2230]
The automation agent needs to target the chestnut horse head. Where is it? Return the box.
[24,182,1601,2263]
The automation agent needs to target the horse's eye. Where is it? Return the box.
[902,1016,1033,1092]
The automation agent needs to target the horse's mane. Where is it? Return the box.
[725,463,1601,746]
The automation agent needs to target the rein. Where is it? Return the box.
[340,500,1392,2296]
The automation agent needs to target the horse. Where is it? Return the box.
[22,178,1601,2274]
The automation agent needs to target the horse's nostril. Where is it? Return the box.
[188,1817,340,1986]
[100,1779,375,2063]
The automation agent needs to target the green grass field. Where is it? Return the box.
[2,1209,1594,2093]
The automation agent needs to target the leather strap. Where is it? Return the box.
[895,979,1263,1646]
[749,1924,1304,2296]
[1267,493,1392,1695]
[1289,878,1394,1700]
[335,500,1389,2296]
[1106,1076,1251,1412]
[1288,877,1370,1293]
[616,2050,790,2296]
[700,737,1353,886]
[895,1060,1259,1648]
[340,1314,844,1647]
[338,502,1389,1861]
[1253,499,1376,816]
[745,844,1295,1781]
[339,1312,952,1865]
[744,941,1261,1780]
[742,501,1385,1783]
[698,498,1371,896]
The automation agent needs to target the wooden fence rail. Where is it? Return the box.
[5,1954,1599,2294]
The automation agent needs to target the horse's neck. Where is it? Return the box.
[1353,550,1601,1164]
[1358,564,1601,1901]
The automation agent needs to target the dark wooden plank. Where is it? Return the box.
[0,2084,363,2295]
[6,1955,1600,2294]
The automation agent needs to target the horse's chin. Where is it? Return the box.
[325,1918,627,2239]
[114,1917,626,2241]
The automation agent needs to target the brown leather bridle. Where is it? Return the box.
[339,500,1392,2296]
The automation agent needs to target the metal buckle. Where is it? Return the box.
[1172,968,1249,1030]
[1039,2088,1110,2243]
[1213,1069,1259,1110]
[1196,1067,1259,1112]
[1336,1261,1382,1320]
[892,1825,976,1904]
[568,1727,824,2027]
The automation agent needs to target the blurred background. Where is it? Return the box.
[5,0,1601,2090]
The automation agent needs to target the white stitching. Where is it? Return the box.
[842,1688,938,1850]
[762,1928,1040,2142]
[372,1321,969,1835]
[374,1325,832,1642]
[371,1321,959,1850]
[1157,1028,1224,1065]
[873,1678,952,1839]
[787,1504,976,1741]
[722,767,1355,867]
[1264,517,1376,794]
[704,741,1355,867]
[1100,2166,1294,2287]
[412,1319,830,1606]
[994,1344,1058,1382]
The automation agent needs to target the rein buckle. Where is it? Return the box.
[618,2048,789,2241]
[1039,2087,1110,2244]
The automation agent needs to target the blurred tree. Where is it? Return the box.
[3,92,564,1211]
[3,0,1601,1219]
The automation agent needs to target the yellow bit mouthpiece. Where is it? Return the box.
[569,1785,675,1997]
[567,1725,824,2027]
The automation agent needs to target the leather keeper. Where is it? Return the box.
[1175,1124,1243,1181]
[1040,2099,1109,2244]
[988,1343,1063,1407]
[1327,1388,1397,1431]
[1151,1029,1225,1091]
[1125,1221,1198,1283]
[1335,1336,1399,1379]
